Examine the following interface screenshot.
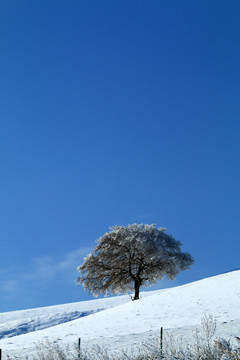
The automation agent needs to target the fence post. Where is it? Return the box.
[78,338,81,359]
[160,327,163,358]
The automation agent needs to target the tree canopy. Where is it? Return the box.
[76,224,194,300]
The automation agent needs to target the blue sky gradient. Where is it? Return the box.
[0,0,239,311]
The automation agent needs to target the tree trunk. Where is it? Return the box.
[133,279,142,300]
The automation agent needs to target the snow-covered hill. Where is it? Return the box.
[0,270,240,358]
[0,295,131,339]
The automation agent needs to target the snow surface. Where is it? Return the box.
[0,270,240,358]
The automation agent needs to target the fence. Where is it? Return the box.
[1,321,239,360]
[0,328,164,360]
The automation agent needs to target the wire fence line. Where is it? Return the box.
[0,318,240,360]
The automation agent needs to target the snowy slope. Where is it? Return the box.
[0,295,131,339]
[0,270,240,358]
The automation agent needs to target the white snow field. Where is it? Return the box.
[0,270,240,358]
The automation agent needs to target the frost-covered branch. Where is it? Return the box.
[76,224,194,300]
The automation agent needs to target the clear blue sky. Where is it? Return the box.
[0,0,239,312]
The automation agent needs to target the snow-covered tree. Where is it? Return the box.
[76,224,194,300]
